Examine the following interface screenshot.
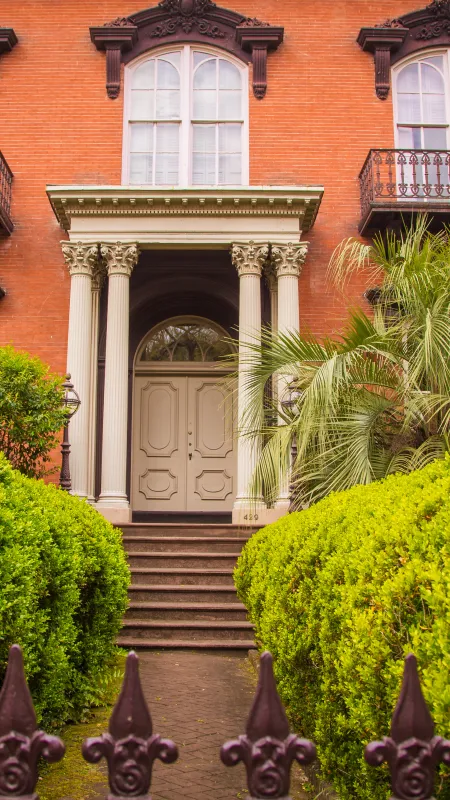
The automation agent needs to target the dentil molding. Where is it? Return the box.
[231,241,269,277]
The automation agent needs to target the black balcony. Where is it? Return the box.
[359,149,450,235]
[0,151,13,236]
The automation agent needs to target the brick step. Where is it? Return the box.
[126,602,248,621]
[128,585,240,603]
[117,638,256,651]
[119,619,254,641]
[127,552,238,569]
[123,536,248,553]
[130,568,235,586]
[121,524,258,539]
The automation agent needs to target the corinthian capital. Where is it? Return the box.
[100,242,140,277]
[61,241,99,278]
[231,241,269,278]
[271,243,308,278]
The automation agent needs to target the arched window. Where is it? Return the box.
[394,52,449,150]
[123,46,249,187]
[138,318,234,363]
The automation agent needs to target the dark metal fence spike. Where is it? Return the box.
[82,650,178,800]
[221,650,316,800]
[365,654,450,800]
[0,644,65,799]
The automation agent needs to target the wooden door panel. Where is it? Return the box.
[132,377,187,512]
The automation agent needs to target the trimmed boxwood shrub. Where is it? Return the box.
[235,457,450,800]
[0,453,129,727]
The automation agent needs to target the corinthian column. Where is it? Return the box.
[62,241,99,499]
[87,265,106,504]
[97,242,139,524]
[272,242,308,513]
[231,241,269,525]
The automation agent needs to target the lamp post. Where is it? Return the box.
[59,374,81,492]
[281,381,302,513]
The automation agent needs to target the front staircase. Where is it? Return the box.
[118,523,258,650]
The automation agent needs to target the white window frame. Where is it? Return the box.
[392,48,450,149]
[122,44,250,187]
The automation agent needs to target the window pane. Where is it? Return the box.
[156,90,180,119]
[155,124,179,185]
[130,123,153,152]
[219,123,241,153]
[132,61,155,90]
[219,154,241,184]
[421,63,445,93]
[157,59,180,90]
[218,91,241,119]
[131,90,154,120]
[397,126,415,148]
[130,153,153,183]
[424,56,444,70]
[194,59,216,89]
[423,127,448,148]
[194,52,210,68]
[397,63,419,93]
[193,124,216,152]
[422,93,446,124]
[219,60,241,90]
[398,93,421,123]
[192,153,216,185]
[156,124,179,153]
[193,90,216,119]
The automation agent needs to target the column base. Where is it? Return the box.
[96,498,131,525]
[232,498,291,526]
[274,497,290,514]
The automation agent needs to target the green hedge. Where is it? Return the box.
[0,454,129,726]
[235,458,450,800]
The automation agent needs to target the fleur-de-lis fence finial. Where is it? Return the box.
[365,654,450,800]
[82,651,178,800]
[221,651,316,799]
[0,645,65,799]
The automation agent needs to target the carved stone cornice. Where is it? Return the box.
[0,28,18,58]
[271,243,308,278]
[90,21,138,99]
[100,242,140,277]
[231,242,269,278]
[61,241,99,278]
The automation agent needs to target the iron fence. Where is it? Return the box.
[359,149,450,222]
[0,151,13,234]
[0,642,447,800]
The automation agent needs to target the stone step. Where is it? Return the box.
[123,536,248,553]
[117,638,256,651]
[128,584,240,603]
[127,552,238,569]
[119,619,254,641]
[126,602,248,621]
[130,568,235,586]
[121,523,258,539]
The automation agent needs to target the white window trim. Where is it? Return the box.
[122,44,250,187]
[392,48,450,149]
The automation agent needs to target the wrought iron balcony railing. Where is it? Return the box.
[0,150,13,235]
[359,148,450,234]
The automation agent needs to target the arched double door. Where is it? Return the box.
[132,317,237,513]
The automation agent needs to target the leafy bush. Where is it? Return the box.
[0,454,129,726]
[0,345,66,477]
[235,458,450,800]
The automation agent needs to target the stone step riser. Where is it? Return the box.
[127,554,238,569]
[128,587,240,603]
[130,570,235,586]
[123,538,247,553]
[121,525,257,539]
[125,607,248,622]
[119,625,253,642]
[117,638,256,651]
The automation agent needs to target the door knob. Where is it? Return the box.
[189,453,193,460]
[188,431,192,435]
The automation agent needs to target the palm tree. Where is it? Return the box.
[238,217,450,508]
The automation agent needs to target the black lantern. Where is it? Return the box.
[59,374,81,492]
[281,381,302,513]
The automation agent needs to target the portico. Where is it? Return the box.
[48,185,323,525]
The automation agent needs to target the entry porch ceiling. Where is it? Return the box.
[46,186,324,247]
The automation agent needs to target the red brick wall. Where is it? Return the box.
[0,0,419,372]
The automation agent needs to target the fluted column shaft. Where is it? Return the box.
[87,268,105,503]
[231,242,268,523]
[62,242,98,499]
[97,243,139,523]
[272,243,308,510]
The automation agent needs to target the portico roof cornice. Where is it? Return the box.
[46,186,324,237]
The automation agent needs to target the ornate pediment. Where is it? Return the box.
[358,0,450,99]
[90,0,283,100]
